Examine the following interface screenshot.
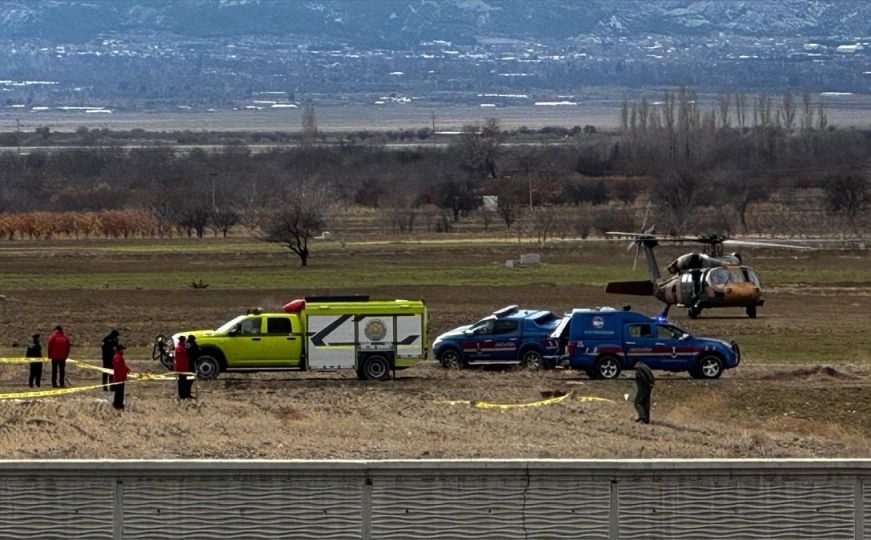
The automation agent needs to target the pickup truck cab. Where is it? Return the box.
[547,307,740,379]
[433,305,562,370]
[170,296,427,381]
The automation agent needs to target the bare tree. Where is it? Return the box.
[717,91,732,128]
[710,169,771,232]
[452,118,503,179]
[735,93,747,129]
[210,207,240,238]
[781,91,796,130]
[823,174,869,236]
[652,169,703,233]
[302,102,318,148]
[801,92,814,131]
[259,182,332,267]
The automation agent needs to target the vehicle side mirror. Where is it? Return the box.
[680,333,690,340]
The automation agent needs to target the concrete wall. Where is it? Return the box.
[0,459,867,539]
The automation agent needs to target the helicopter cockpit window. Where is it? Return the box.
[708,268,730,286]
[744,268,761,286]
[729,268,746,283]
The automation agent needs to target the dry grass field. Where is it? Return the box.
[0,236,869,459]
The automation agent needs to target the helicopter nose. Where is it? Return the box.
[727,283,759,300]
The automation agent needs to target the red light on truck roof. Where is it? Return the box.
[283,299,306,313]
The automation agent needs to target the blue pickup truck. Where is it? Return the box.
[547,308,740,379]
[433,305,562,370]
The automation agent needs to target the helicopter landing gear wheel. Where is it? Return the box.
[746,305,757,319]
[688,306,702,319]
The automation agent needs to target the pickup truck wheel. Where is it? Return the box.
[361,355,391,381]
[195,355,221,380]
[697,354,724,379]
[440,349,464,370]
[520,349,544,371]
[595,356,621,380]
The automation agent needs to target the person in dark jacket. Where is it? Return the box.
[112,344,130,410]
[100,330,120,391]
[47,326,71,388]
[184,335,199,398]
[174,336,191,399]
[26,334,43,388]
[634,361,655,424]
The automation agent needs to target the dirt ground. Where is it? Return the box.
[0,239,869,459]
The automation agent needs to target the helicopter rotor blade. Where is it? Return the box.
[721,239,815,250]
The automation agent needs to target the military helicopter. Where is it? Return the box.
[604,231,811,319]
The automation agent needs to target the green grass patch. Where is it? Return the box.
[0,263,640,290]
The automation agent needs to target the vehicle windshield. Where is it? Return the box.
[658,324,688,339]
[216,315,247,334]
[469,317,495,333]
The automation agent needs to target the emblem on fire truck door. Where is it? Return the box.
[364,319,388,341]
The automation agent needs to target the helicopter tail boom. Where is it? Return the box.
[605,280,656,296]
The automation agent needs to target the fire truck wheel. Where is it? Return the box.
[361,354,391,381]
[195,355,221,380]
[440,349,464,370]
[697,354,723,379]
[595,356,621,380]
[520,349,543,371]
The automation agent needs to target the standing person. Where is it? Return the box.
[112,344,130,410]
[47,326,71,388]
[174,336,191,399]
[100,329,120,391]
[634,361,655,424]
[185,335,200,398]
[25,334,43,388]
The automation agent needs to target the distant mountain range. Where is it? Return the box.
[1,1,869,112]
[3,0,871,45]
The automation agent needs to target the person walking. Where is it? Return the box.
[47,326,71,388]
[25,334,43,388]
[634,361,655,424]
[174,336,191,399]
[100,329,120,391]
[112,344,130,410]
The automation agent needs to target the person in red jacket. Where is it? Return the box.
[47,326,71,388]
[112,344,130,410]
[174,336,192,399]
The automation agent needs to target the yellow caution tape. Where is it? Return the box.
[436,392,614,409]
[0,357,46,364]
[575,396,616,403]
[474,392,571,409]
[0,383,109,400]
[0,358,195,400]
